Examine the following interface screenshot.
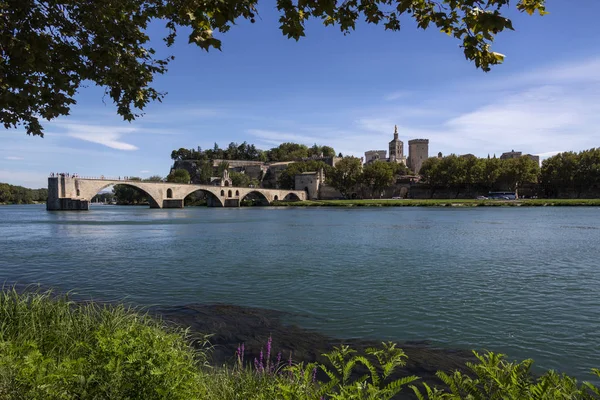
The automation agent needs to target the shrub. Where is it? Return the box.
[411,351,600,400]
[0,288,205,400]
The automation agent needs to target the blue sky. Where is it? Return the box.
[2,0,600,188]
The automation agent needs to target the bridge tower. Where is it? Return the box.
[47,176,90,210]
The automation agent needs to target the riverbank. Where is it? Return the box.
[0,201,45,205]
[152,303,475,390]
[272,198,600,207]
[2,289,599,399]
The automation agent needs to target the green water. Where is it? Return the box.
[1,205,599,379]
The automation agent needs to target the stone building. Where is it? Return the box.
[500,150,540,165]
[294,169,325,200]
[300,155,343,167]
[364,150,387,164]
[528,154,541,166]
[407,139,429,174]
[209,169,233,187]
[388,125,407,165]
[500,150,522,160]
[363,127,429,174]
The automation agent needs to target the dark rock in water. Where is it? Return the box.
[152,303,476,399]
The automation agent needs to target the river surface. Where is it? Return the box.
[1,205,599,380]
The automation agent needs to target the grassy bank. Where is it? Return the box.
[1,289,599,399]
[272,199,600,207]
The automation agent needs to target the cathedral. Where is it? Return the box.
[388,125,407,165]
[364,126,429,174]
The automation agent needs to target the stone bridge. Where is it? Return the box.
[47,176,306,210]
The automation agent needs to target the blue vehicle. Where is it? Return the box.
[488,191,516,200]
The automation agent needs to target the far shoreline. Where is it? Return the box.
[271,198,600,207]
[3,198,600,207]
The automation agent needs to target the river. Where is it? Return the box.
[1,205,599,380]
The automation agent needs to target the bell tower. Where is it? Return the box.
[388,125,406,165]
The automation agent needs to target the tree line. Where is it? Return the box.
[171,142,337,163]
[277,148,600,199]
[0,183,48,204]
[420,154,540,197]
[417,148,600,198]
[540,148,600,198]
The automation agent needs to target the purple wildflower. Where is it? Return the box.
[266,335,272,371]
[312,366,317,383]
[259,349,265,373]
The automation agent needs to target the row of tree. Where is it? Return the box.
[0,183,48,204]
[420,155,540,196]
[417,148,600,198]
[540,148,600,197]
[171,142,337,163]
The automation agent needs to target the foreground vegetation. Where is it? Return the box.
[272,199,600,207]
[1,289,599,399]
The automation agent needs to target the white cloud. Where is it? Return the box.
[384,91,411,101]
[245,57,600,160]
[4,156,24,160]
[53,122,139,151]
[247,129,322,145]
[535,151,564,158]
[69,132,138,151]
[140,170,150,173]
[510,57,600,87]
[140,107,223,124]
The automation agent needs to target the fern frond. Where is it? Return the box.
[383,375,419,394]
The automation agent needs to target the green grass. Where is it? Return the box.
[273,199,600,207]
[1,288,600,399]
[0,288,206,399]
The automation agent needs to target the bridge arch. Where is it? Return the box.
[283,192,301,201]
[167,188,173,199]
[183,188,224,207]
[240,190,270,206]
[80,182,162,208]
